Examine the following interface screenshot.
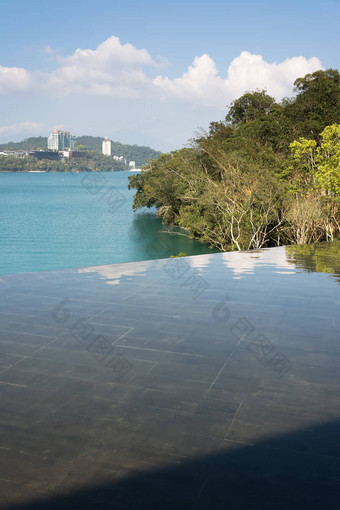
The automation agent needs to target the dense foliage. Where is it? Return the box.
[129,69,340,251]
[0,152,127,173]
[0,136,161,168]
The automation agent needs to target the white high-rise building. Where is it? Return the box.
[102,137,111,156]
[47,130,59,150]
[47,129,75,150]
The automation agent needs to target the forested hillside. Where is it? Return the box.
[75,136,161,166]
[0,137,48,151]
[129,69,340,251]
[0,136,161,167]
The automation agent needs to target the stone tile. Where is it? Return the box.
[0,244,339,509]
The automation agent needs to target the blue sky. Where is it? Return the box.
[1,0,339,151]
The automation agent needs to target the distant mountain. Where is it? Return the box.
[0,137,48,152]
[76,136,162,166]
[0,136,162,167]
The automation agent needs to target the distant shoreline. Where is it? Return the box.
[0,169,141,174]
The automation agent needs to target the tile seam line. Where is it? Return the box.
[225,402,243,439]
[205,340,242,395]
[0,338,59,376]
[113,344,229,360]
[0,329,62,339]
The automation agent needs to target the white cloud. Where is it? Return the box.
[47,36,156,97]
[0,121,44,135]
[0,38,324,107]
[153,54,227,103]
[0,65,32,94]
[153,50,323,107]
[226,51,323,99]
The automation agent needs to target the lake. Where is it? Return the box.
[0,171,217,275]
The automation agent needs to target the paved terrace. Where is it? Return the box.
[0,245,339,509]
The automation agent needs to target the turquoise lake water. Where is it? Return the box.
[0,171,217,274]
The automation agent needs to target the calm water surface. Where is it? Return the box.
[0,171,217,274]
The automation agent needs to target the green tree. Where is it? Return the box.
[289,137,317,194]
[226,91,295,154]
[128,149,195,224]
[285,69,340,140]
[284,197,325,245]
[289,124,340,196]
[226,90,276,125]
[316,124,340,194]
[288,124,340,241]
[129,140,285,252]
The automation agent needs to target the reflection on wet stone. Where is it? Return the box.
[0,241,339,509]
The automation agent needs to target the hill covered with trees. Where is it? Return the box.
[0,136,161,167]
[129,69,340,251]
[75,136,161,166]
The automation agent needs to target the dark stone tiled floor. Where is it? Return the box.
[0,244,340,509]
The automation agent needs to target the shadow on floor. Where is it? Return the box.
[4,418,340,510]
